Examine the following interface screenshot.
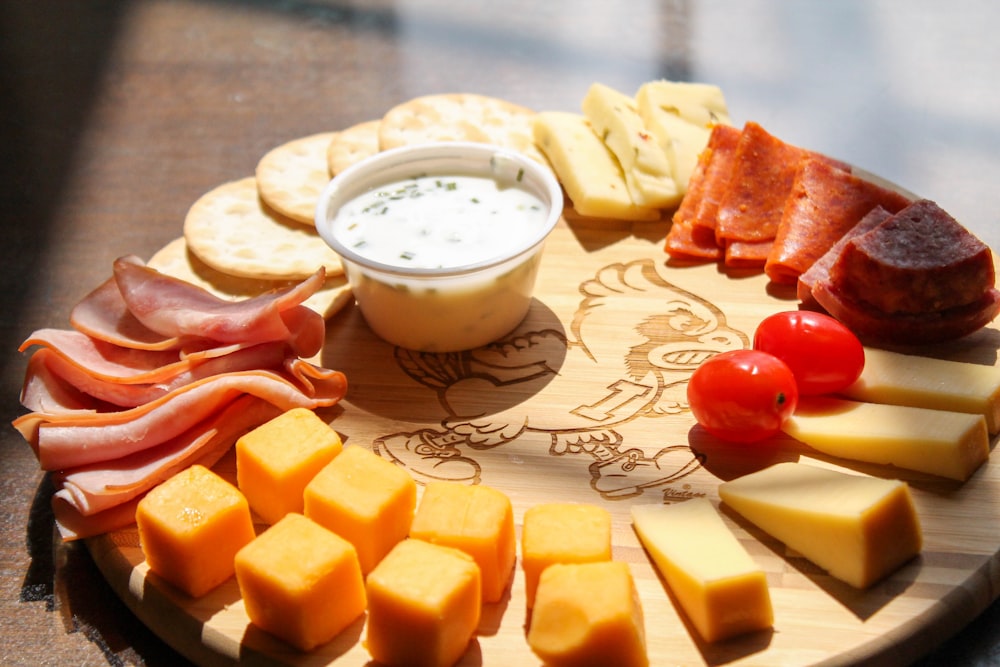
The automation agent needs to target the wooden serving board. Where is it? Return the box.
[88,215,1000,666]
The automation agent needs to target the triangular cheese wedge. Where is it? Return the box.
[718,462,922,589]
[631,499,772,643]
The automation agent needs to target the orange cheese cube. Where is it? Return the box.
[234,513,366,652]
[527,561,648,667]
[409,481,515,603]
[303,445,417,574]
[135,464,254,598]
[365,538,481,667]
[521,502,612,607]
[235,407,343,524]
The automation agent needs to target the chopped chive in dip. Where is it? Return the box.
[334,172,548,269]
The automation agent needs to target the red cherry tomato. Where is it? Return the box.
[753,311,865,395]
[686,349,799,443]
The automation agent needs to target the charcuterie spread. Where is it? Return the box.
[14,80,1000,666]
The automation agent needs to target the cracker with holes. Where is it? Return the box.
[326,119,381,176]
[183,177,343,281]
[255,131,338,226]
[378,93,549,166]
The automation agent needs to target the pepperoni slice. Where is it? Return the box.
[716,122,846,247]
[765,159,912,284]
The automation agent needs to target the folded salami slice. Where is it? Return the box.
[765,159,912,284]
[715,122,843,245]
[691,124,742,236]
[665,124,741,261]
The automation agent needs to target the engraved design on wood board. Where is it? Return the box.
[373,258,749,500]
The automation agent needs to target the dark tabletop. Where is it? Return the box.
[3,1,1000,665]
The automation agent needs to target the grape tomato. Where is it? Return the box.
[686,349,799,443]
[753,311,864,396]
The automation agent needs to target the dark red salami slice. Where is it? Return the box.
[830,199,996,315]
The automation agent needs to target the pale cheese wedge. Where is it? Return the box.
[635,81,731,195]
[782,396,989,482]
[718,462,922,589]
[533,111,660,221]
[631,499,772,643]
[842,347,1000,435]
[635,80,731,129]
[581,83,680,208]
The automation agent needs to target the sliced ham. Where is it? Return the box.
[20,329,193,383]
[21,341,290,410]
[16,364,346,471]
[765,159,912,284]
[52,494,142,542]
[52,395,281,518]
[70,273,189,351]
[112,256,326,357]
[15,258,349,541]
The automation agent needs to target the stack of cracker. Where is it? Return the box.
[151,93,552,321]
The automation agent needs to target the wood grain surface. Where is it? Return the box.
[88,216,1000,667]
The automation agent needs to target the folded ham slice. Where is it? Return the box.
[21,341,290,409]
[72,256,327,358]
[52,395,281,519]
[16,363,346,471]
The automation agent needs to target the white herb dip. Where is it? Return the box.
[334,173,548,269]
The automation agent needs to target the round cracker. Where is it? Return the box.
[183,177,343,281]
[326,119,381,176]
[377,93,549,165]
[148,237,353,320]
[255,131,338,226]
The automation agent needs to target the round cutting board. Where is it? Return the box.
[88,215,1000,666]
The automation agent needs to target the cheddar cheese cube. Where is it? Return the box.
[366,538,481,667]
[235,407,343,524]
[136,464,255,598]
[521,502,612,608]
[234,513,366,652]
[631,499,773,643]
[303,445,417,574]
[409,481,515,603]
[527,561,648,667]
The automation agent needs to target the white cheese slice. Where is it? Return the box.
[718,462,922,589]
[581,83,680,208]
[842,347,1000,435]
[631,499,772,643]
[635,81,731,194]
[532,111,660,221]
[635,80,731,129]
[782,396,989,482]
